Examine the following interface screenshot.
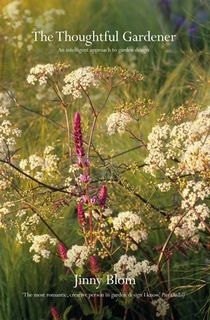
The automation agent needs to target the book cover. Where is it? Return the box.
[0,1,209,319]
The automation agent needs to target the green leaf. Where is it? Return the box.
[63,305,72,320]
[76,296,94,316]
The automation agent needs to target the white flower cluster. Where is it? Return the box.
[112,211,147,248]
[144,107,210,241]
[113,255,158,279]
[35,8,65,33]
[144,124,170,176]
[157,182,171,192]
[106,112,132,135]
[152,298,169,317]
[3,1,32,24]
[0,175,11,191]
[29,234,57,263]
[0,120,21,155]
[62,67,98,99]
[0,92,12,117]
[2,2,65,50]
[168,180,209,242]
[0,202,15,229]
[181,180,209,210]
[64,245,90,269]
[16,213,40,244]
[169,204,209,242]
[27,64,55,85]
[2,1,34,50]
[64,164,80,192]
[144,107,210,177]
[19,146,59,180]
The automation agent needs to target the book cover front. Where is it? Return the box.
[0,1,209,319]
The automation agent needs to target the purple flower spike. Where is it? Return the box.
[82,195,88,204]
[58,243,67,261]
[98,185,107,208]
[51,306,61,320]
[74,112,85,159]
[91,196,97,205]
[79,174,91,184]
[77,202,86,226]
[90,255,100,274]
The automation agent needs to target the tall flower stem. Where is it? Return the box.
[63,106,72,162]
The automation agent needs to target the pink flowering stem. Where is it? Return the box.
[77,202,86,226]
[51,306,61,320]
[73,112,85,160]
[98,185,107,208]
[90,255,100,275]
[57,243,67,261]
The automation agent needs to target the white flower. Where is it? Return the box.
[64,245,90,269]
[112,211,147,244]
[33,254,41,263]
[181,181,209,209]
[106,112,132,135]
[112,211,141,230]
[0,119,21,157]
[157,182,171,192]
[103,208,113,216]
[0,92,12,117]
[27,64,55,85]
[169,203,209,241]
[35,9,65,33]
[19,146,59,180]
[62,67,98,99]
[2,1,21,21]
[152,298,169,317]
[0,202,15,229]
[144,125,170,176]
[114,255,158,279]
[29,234,57,262]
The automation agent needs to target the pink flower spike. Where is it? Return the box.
[73,112,85,158]
[98,185,107,208]
[77,202,86,226]
[51,306,61,320]
[90,255,100,274]
[58,243,67,261]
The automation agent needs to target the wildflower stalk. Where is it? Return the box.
[158,210,189,268]
[64,106,72,162]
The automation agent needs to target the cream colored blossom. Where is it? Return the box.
[106,112,132,135]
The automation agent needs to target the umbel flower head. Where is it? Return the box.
[57,243,67,261]
[77,202,86,226]
[51,306,61,320]
[98,185,107,208]
[90,255,100,275]
[73,112,85,160]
